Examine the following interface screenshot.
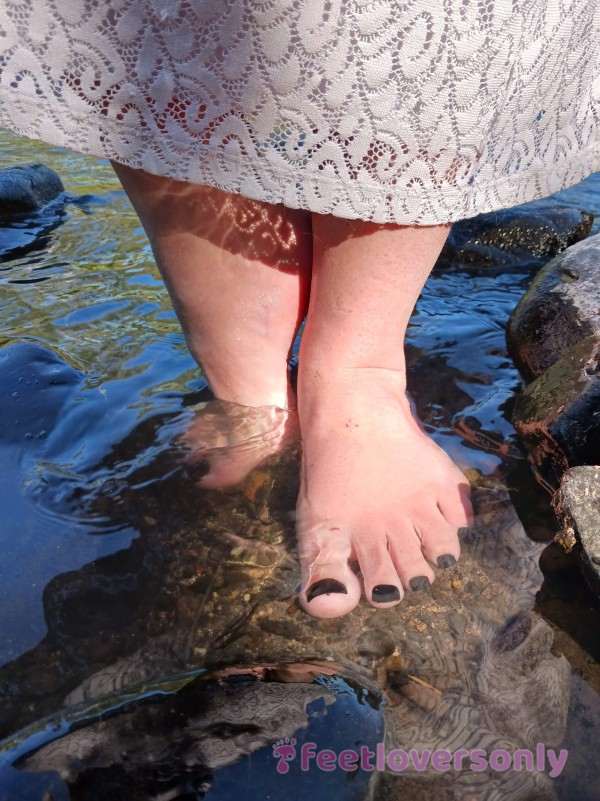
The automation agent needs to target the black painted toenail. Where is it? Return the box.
[372,584,400,603]
[409,576,431,593]
[437,554,457,569]
[306,578,347,602]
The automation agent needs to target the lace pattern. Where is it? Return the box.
[1,0,599,223]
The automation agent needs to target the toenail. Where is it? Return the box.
[437,554,457,569]
[306,578,347,602]
[409,576,431,593]
[371,584,400,603]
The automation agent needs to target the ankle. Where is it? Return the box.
[299,362,408,403]
[205,375,294,410]
[297,365,410,440]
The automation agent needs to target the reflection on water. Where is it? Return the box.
[1,664,384,801]
[0,129,599,800]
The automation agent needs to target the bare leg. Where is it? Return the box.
[297,216,473,617]
[113,166,311,485]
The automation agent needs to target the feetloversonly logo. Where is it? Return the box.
[272,739,568,778]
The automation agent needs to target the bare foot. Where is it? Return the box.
[296,215,473,617]
[180,400,298,489]
[297,370,472,616]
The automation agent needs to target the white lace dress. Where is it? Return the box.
[1,0,599,224]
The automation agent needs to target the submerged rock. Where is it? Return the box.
[3,665,383,801]
[0,163,64,219]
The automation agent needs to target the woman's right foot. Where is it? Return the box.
[112,168,311,487]
[181,400,298,489]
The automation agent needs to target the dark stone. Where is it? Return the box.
[507,234,600,381]
[512,336,600,488]
[3,665,384,801]
[554,466,600,597]
[0,163,69,262]
[437,206,593,273]
[0,163,64,219]
[507,234,600,599]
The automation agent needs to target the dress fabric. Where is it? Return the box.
[1,0,599,224]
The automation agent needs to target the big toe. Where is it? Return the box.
[297,528,362,617]
[299,566,362,617]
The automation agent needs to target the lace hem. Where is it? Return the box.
[2,87,599,224]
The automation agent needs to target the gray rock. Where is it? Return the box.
[554,466,600,596]
[0,163,64,219]
[507,233,600,381]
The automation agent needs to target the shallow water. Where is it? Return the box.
[0,128,599,800]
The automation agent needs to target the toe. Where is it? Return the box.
[297,526,361,617]
[353,532,404,608]
[417,508,461,567]
[300,568,362,617]
[387,521,435,593]
[438,479,473,529]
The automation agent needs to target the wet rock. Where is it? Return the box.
[437,206,593,273]
[356,628,396,659]
[511,336,600,487]
[0,476,571,801]
[0,340,82,445]
[507,234,600,486]
[0,164,69,262]
[0,164,64,219]
[258,618,305,640]
[382,610,569,800]
[554,466,600,597]
[507,234,600,601]
[507,234,600,381]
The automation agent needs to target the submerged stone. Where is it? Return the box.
[0,476,572,800]
[0,664,384,801]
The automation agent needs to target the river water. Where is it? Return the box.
[0,129,599,800]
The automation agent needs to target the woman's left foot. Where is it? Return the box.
[296,214,472,617]
[296,369,472,617]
